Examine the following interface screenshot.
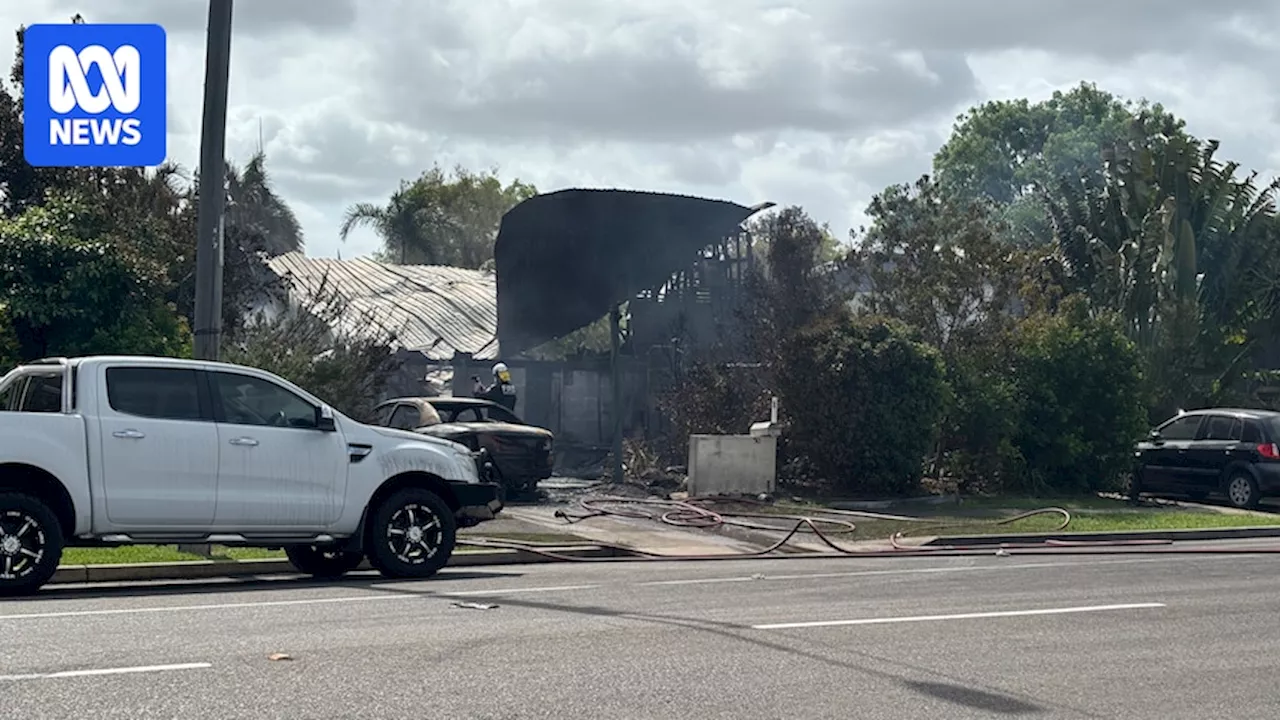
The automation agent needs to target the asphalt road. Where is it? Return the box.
[4,546,1280,719]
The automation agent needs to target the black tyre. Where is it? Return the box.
[284,545,365,579]
[1123,469,1145,504]
[365,488,456,580]
[1225,472,1261,509]
[0,492,64,597]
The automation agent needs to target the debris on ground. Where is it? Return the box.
[453,601,499,610]
[267,653,293,661]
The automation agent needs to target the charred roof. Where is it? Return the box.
[493,188,771,356]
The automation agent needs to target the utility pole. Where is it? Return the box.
[609,304,623,484]
[192,0,233,363]
[184,0,233,558]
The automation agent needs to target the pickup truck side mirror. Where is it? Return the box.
[316,404,336,432]
[1148,429,1162,441]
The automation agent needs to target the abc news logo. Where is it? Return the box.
[23,23,166,168]
[47,44,144,147]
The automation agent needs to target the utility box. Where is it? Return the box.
[687,434,778,496]
[687,397,781,496]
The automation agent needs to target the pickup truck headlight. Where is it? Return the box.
[453,445,480,481]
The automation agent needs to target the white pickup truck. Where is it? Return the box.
[0,355,504,595]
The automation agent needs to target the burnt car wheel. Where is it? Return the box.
[284,545,365,578]
[0,492,63,597]
[365,488,457,580]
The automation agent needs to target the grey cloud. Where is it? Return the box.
[835,0,1279,61]
[45,0,357,36]
[269,113,405,183]
[360,3,979,145]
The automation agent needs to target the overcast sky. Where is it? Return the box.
[2,1,1277,259]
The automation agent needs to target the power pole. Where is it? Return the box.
[192,0,233,363]
[610,304,624,484]
[184,0,233,558]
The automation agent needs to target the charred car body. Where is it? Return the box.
[371,397,554,495]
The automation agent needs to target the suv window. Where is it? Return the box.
[19,374,63,413]
[1159,415,1203,441]
[1243,420,1264,443]
[389,404,421,430]
[212,372,317,428]
[1204,415,1242,441]
[106,367,204,421]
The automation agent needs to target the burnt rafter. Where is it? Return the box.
[494,188,772,356]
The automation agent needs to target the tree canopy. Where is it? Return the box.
[932,82,1190,245]
[340,164,536,269]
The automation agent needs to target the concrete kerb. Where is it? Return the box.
[823,495,959,512]
[49,545,635,585]
[923,525,1280,546]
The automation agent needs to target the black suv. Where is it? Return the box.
[1133,408,1280,508]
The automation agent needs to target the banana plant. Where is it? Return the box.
[1039,116,1280,416]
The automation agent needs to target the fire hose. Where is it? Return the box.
[456,495,1280,561]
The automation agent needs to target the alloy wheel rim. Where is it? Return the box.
[1230,477,1251,505]
[0,510,45,581]
[385,503,443,565]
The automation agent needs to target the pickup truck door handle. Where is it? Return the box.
[112,429,145,439]
[228,437,259,447]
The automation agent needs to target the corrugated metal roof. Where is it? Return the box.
[266,252,498,361]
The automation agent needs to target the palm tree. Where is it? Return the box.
[339,180,460,265]
[224,151,303,257]
[1040,120,1280,414]
[340,165,537,267]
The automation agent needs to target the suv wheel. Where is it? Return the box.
[1123,469,1145,504]
[365,488,456,580]
[284,545,365,578]
[0,492,64,597]
[1225,472,1261,509]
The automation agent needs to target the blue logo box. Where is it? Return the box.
[23,23,167,167]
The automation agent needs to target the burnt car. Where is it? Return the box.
[370,397,554,494]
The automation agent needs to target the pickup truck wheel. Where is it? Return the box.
[366,488,456,580]
[284,545,365,579]
[0,492,63,597]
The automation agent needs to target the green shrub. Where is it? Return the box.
[938,348,1025,493]
[779,314,947,496]
[0,306,19,373]
[1011,296,1147,493]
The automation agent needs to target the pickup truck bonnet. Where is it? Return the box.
[365,425,481,482]
[369,425,465,450]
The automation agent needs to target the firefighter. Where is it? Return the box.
[472,362,518,411]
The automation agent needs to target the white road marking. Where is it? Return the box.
[442,584,598,597]
[0,584,597,621]
[752,602,1167,630]
[0,662,211,682]
[0,594,409,620]
[637,554,1255,587]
